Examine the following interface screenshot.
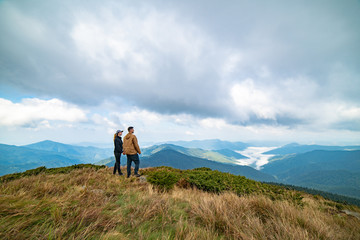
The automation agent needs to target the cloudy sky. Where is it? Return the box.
[1,0,360,146]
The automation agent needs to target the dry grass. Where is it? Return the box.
[0,167,359,240]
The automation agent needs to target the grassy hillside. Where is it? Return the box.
[1,165,360,239]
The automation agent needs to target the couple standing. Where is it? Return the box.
[113,126,141,177]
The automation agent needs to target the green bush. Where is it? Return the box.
[192,167,212,171]
[185,169,265,195]
[147,169,181,191]
[186,170,229,193]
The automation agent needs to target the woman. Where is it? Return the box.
[113,130,124,175]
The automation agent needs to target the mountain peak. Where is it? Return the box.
[25,140,66,147]
[283,142,300,147]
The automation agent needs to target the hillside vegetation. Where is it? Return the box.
[1,165,360,239]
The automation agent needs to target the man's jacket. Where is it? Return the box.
[123,133,141,155]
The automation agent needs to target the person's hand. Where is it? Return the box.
[123,152,126,155]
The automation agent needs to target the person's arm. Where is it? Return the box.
[122,139,127,155]
[133,136,141,154]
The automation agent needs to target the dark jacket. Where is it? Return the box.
[114,136,123,154]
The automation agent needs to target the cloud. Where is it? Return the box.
[185,131,194,136]
[0,98,87,127]
[0,0,360,140]
[231,79,276,121]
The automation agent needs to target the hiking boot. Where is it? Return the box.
[135,174,141,177]
[119,173,123,176]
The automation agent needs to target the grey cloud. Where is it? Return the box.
[1,0,360,130]
[333,120,360,132]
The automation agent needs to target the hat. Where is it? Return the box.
[116,130,123,134]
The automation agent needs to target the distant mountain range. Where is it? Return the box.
[24,140,113,163]
[164,139,249,150]
[261,150,360,199]
[0,140,113,176]
[264,143,360,155]
[142,144,247,164]
[0,144,82,176]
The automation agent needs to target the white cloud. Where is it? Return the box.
[219,51,243,77]
[185,131,195,136]
[200,118,228,129]
[315,102,360,129]
[231,79,277,121]
[339,106,360,119]
[69,6,213,84]
[0,98,87,127]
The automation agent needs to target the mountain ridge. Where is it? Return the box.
[142,143,248,164]
[24,140,112,163]
[265,143,360,155]
[261,150,360,199]
[0,143,82,176]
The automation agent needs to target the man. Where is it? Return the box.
[123,126,141,177]
[113,130,123,175]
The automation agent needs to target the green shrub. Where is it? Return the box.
[147,169,181,191]
[186,170,229,193]
[192,167,212,171]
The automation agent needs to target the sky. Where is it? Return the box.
[1,0,360,146]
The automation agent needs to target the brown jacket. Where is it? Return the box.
[123,133,141,155]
